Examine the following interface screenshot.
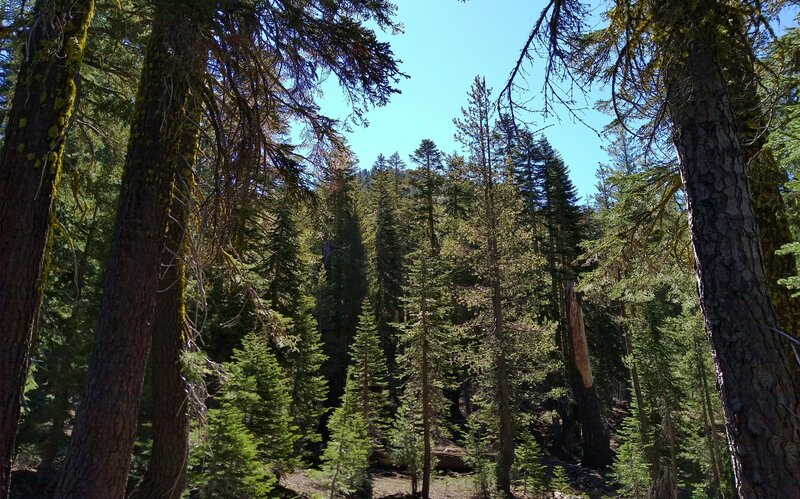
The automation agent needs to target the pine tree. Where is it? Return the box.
[57,4,209,494]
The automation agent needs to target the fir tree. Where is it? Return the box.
[320,386,372,498]
[225,333,298,476]
[397,243,452,497]
[191,406,275,498]
[260,195,328,457]
[550,466,570,493]
[453,75,515,494]
[409,139,445,252]
[387,151,408,197]
[611,411,651,499]
[514,433,546,496]
[388,399,425,497]
[316,149,369,404]
[370,156,404,382]
[344,303,390,443]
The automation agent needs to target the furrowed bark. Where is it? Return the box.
[56,3,206,496]
[129,134,198,499]
[659,2,800,495]
[565,282,612,468]
[0,2,93,495]
[721,18,800,353]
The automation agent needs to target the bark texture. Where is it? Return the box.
[0,2,93,495]
[128,143,197,499]
[659,2,800,495]
[565,282,612,468]
[56,3,205,497]
[721,18,800,351]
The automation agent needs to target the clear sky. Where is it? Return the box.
[317,0,614,202]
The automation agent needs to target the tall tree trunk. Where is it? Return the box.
[421,339,431,499]
[660,2,800,495]
[565,282,612,468]
[486,181,513,495]
[0,2,93,494]
[647,465,677,499]
[619,305,647,436]
[56,4,206,497]
[722,20,800,350]
[129,140,198,498]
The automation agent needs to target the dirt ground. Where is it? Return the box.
[280,468,602,498]
[281,468,487,498]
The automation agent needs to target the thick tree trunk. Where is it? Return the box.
[56,4,205,497]
[565,282,612,468]
[662,4,800,495]
[722,25,800,352]
[647,465,677,499]
[0,2,93,495]
[129,148,197,498]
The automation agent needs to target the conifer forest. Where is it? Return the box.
[2,0,800,498]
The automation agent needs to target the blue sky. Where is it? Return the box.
[317,0,613,202]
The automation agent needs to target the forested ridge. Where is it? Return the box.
[0,1,799,498]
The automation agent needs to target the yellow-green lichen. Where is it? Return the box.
[53,96,67,111]
[18,118,28,128]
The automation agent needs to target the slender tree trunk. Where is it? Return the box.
[485,179,513,496]
[619,305,647,435]
[129,142,198,498]
[421,339,431,499]
[56,4,206,497]
[692,330,726,497]
[0,2,93,494]
[660,3,800,495]
[565,282,612,467]
[662,397,678,486]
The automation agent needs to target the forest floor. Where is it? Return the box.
[281,457,616,498]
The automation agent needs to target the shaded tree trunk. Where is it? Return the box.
[565,282,612,468]
[421,340,431,499]
[129,140,198,499]
[56,3,206,497]
[647,465,677,499]
[485,169,513,495]
[722,19,800,353]
[660,2,800,495]
[0,2,93,495]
